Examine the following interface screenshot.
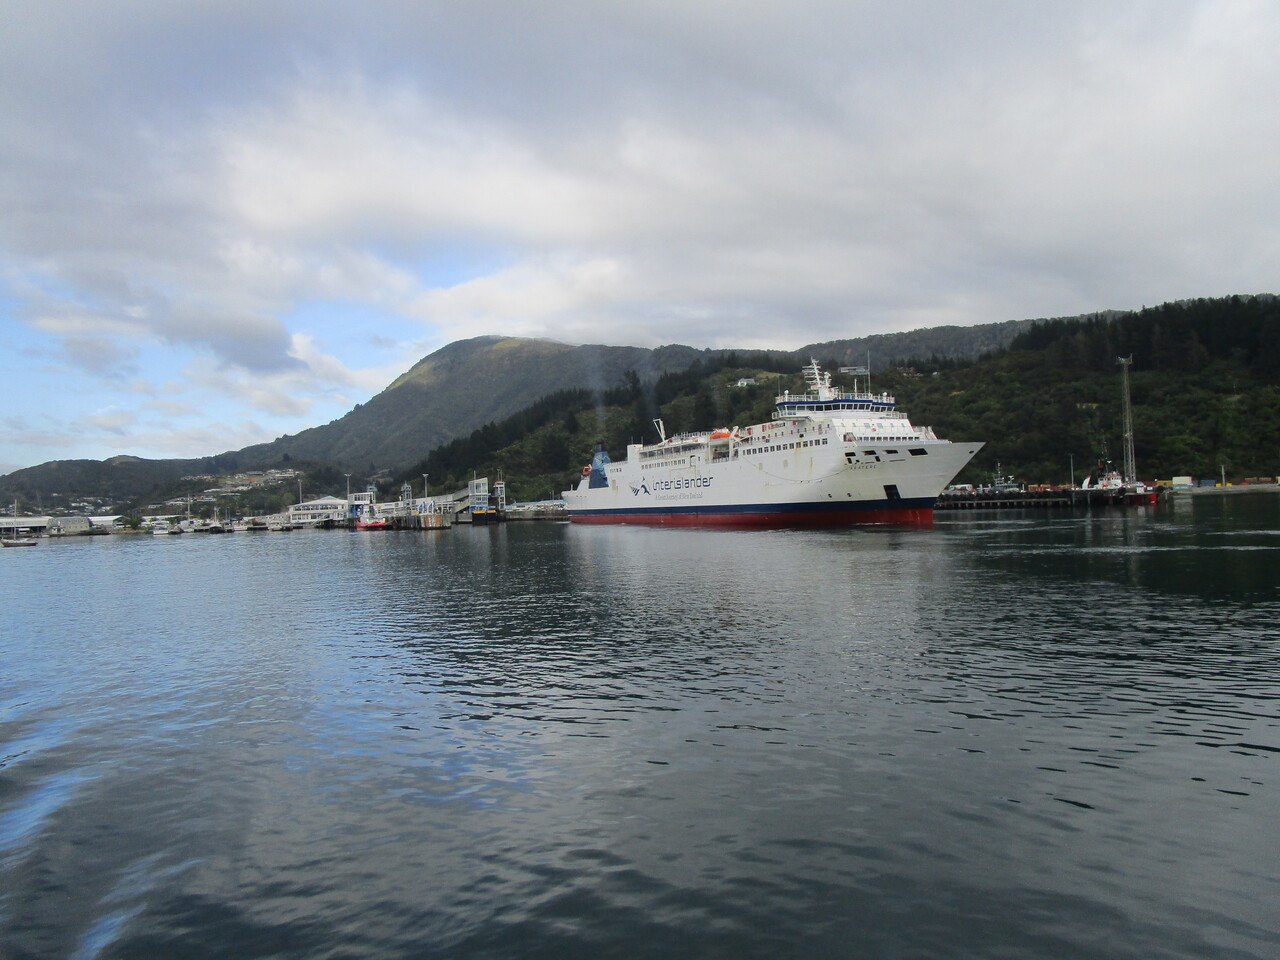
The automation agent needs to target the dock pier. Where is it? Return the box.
[936,488,1164,510]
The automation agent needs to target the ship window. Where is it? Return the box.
[885,449,898,455]
[909,448,927,456]
[864,450,876,456]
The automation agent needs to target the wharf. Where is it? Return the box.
[1170,483,1280,497]
[936,488,1164,510]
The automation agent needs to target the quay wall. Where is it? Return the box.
[936,489,1164,510]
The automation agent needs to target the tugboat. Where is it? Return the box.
[563,360,983,527]
[1080,460,1158,504]
[355,504,390,530]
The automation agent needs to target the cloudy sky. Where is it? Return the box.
[2,1,1277,473]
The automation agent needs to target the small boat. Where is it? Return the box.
[3,500,39,545]
[354,496,391,529]
[978,465,1022,494]
[1080,460,1158,504]
[355,505,390,530]
[1080,460,1162,504]
[1080,461,1126,491]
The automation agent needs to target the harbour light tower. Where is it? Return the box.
[1118,356,1137,483]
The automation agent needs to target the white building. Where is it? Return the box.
[288,496,349,525]
[2,515,50,535]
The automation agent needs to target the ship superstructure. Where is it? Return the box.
[563,360,983,526]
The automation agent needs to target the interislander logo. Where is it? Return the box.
[631,477,711,497]
[652,477,712,491]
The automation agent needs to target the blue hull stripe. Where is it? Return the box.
[570,496,935,518]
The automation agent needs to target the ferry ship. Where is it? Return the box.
[563,360,983,527]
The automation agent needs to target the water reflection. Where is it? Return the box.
[942,496,1280,605]
[2,510,1277,959]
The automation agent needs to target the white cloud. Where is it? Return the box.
[85,409,138,435]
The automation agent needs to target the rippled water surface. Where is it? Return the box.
[2,496,1278,959]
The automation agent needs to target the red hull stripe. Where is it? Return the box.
[568,498,936,528]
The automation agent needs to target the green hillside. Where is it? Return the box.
[894,296,1280,484]
[231,337,716,474]
[397,352,801,502]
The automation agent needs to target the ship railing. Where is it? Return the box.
[777,390,896,404]
[774,408,911,422]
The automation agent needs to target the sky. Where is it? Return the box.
[2,1,1278,473]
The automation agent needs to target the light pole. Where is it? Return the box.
[345,473,351,502]
[423,473,428,502]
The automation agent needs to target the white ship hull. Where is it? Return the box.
[564,361,982,528]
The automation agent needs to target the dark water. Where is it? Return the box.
[2,496,1278,959]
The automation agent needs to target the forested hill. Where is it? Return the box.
[229,336,716,473]
[802,317,1037,369]
[398,295,1280,500]
[220,318,1037,474]
[887,295,1280,484]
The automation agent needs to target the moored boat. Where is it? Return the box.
[1080,460,1158,504]
[3,501,40,545]
[562,360,983,527]
[355,504,390,530]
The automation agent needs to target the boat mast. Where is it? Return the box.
[1118,355,1136,483]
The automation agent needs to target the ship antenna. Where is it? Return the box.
[653,418,666,442]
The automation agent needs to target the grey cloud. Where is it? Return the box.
[59,336,140,379]
[1,1,1277,465]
